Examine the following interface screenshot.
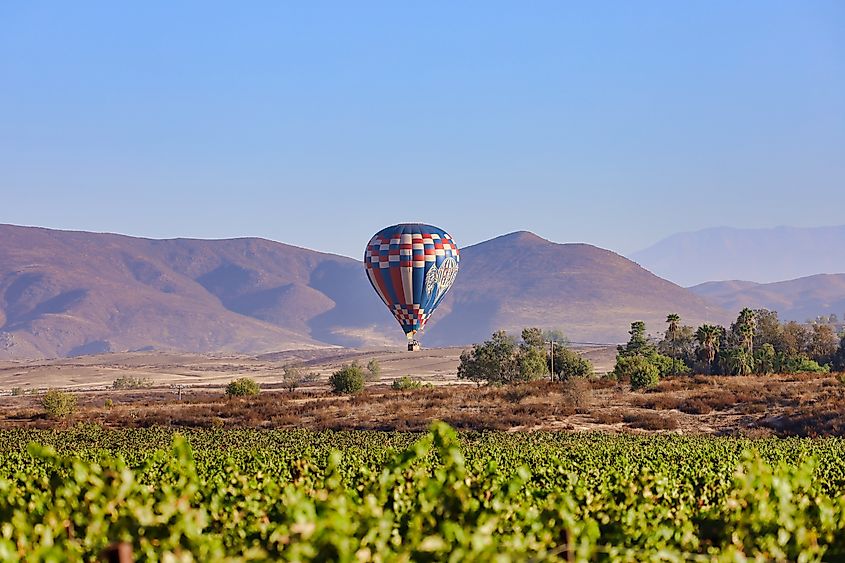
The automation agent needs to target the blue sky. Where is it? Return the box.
[2,1,843,258]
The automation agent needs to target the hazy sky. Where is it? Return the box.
[2,2,843,258]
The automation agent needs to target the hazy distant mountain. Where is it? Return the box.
[423,232,729,346]
[0,225,730,360]
[630,225,845,286]
[690,274,845,322]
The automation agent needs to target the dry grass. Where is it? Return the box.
[2,372,845,435]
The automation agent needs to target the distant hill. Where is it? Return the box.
[0,224,392,360]
[630,225,845,286]
[423,232,729,346]
[690,274,845,322]
[0,225,730,360]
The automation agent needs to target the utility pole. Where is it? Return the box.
[549,340,555,381]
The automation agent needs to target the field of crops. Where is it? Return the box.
[1,425,845,561]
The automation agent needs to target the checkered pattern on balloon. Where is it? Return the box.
[364,224,459,340]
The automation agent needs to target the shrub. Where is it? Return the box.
[549,346,593,381]
[282,365,306,391]
[614,355,660,390]
[329,363,365,394]
[392,376,423,391]
[366,359,382,381]
[104,398,114,409]
[41,389,77,419]
[10,387,23,396]
[225,377,260,397]
[112,376,151,390]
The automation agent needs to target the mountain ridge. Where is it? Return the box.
[1,224,730,360]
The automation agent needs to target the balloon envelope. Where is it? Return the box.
[364,223,460,340]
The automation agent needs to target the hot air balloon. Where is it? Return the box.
[364,223,459,350]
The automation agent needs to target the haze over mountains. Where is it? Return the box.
[0,224,727,360]
[690,274,845,323]
[631,225,845,286]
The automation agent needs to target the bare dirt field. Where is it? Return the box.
[0,345,618,392]
[1,346,843,437]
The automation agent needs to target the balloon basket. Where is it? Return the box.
[407,340,421,352]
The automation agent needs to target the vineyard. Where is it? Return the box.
[1,425,845,561]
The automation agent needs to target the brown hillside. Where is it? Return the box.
[426,232,730,345]
[1,225,730,359]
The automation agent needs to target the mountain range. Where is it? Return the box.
[0,224,727,360]
[690,274,845,323]
[630,225,845,286]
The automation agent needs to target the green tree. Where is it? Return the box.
[754,343,776,375]
[614,355,659,390]
[782,321,811,357]
[754,309,785,352]
[457,330,519,385]
[41,389,77,419]
[618,321,655,357]
[226,377,260,397]
[549,345,593,381]
[329,363,365,394]
[724,348,754,376]
[541,328,569,347]
[516,347,548,381]
[695,324,723,374]
[664,313,681,375]
[832,333,845,371]
[520,327,546,350]
[809,323,838,366]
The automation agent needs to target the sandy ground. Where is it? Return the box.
[0,346,618,393]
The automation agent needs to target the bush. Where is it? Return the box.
[330,363,365,394]
[282,365,306,391]
[104,398,114,409]
[780,355,830,374]
[112,376,151,390]
[392,376,424,391]
[225,377,260,397]
[41,389,77,419]
[366,359,382,381]
[550,346,593,381]
[614,355,660,390]
[11,387,23,396]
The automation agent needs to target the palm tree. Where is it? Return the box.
[695,324,722,374]
[736,308,756,355]
[666,314,681,375]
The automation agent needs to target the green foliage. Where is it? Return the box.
[778,355,830,374]
[329,363,365,394]
[516,346,548,381]
[541,328,569,347]
[458,330,518,385]
[10,387,23,396]
[104,398,114,409]
[617,321,655,357]
[459,329,556,385]
[549,345,593,381]
[365,359,381,381]
[391,376,426,390]
[754,343,776,374]
[520,327,546,350]
[40,389,77,419]
[3,426,845,559]
[112,376,151,390]
[225,377,260,397]
[614,355,659,390]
